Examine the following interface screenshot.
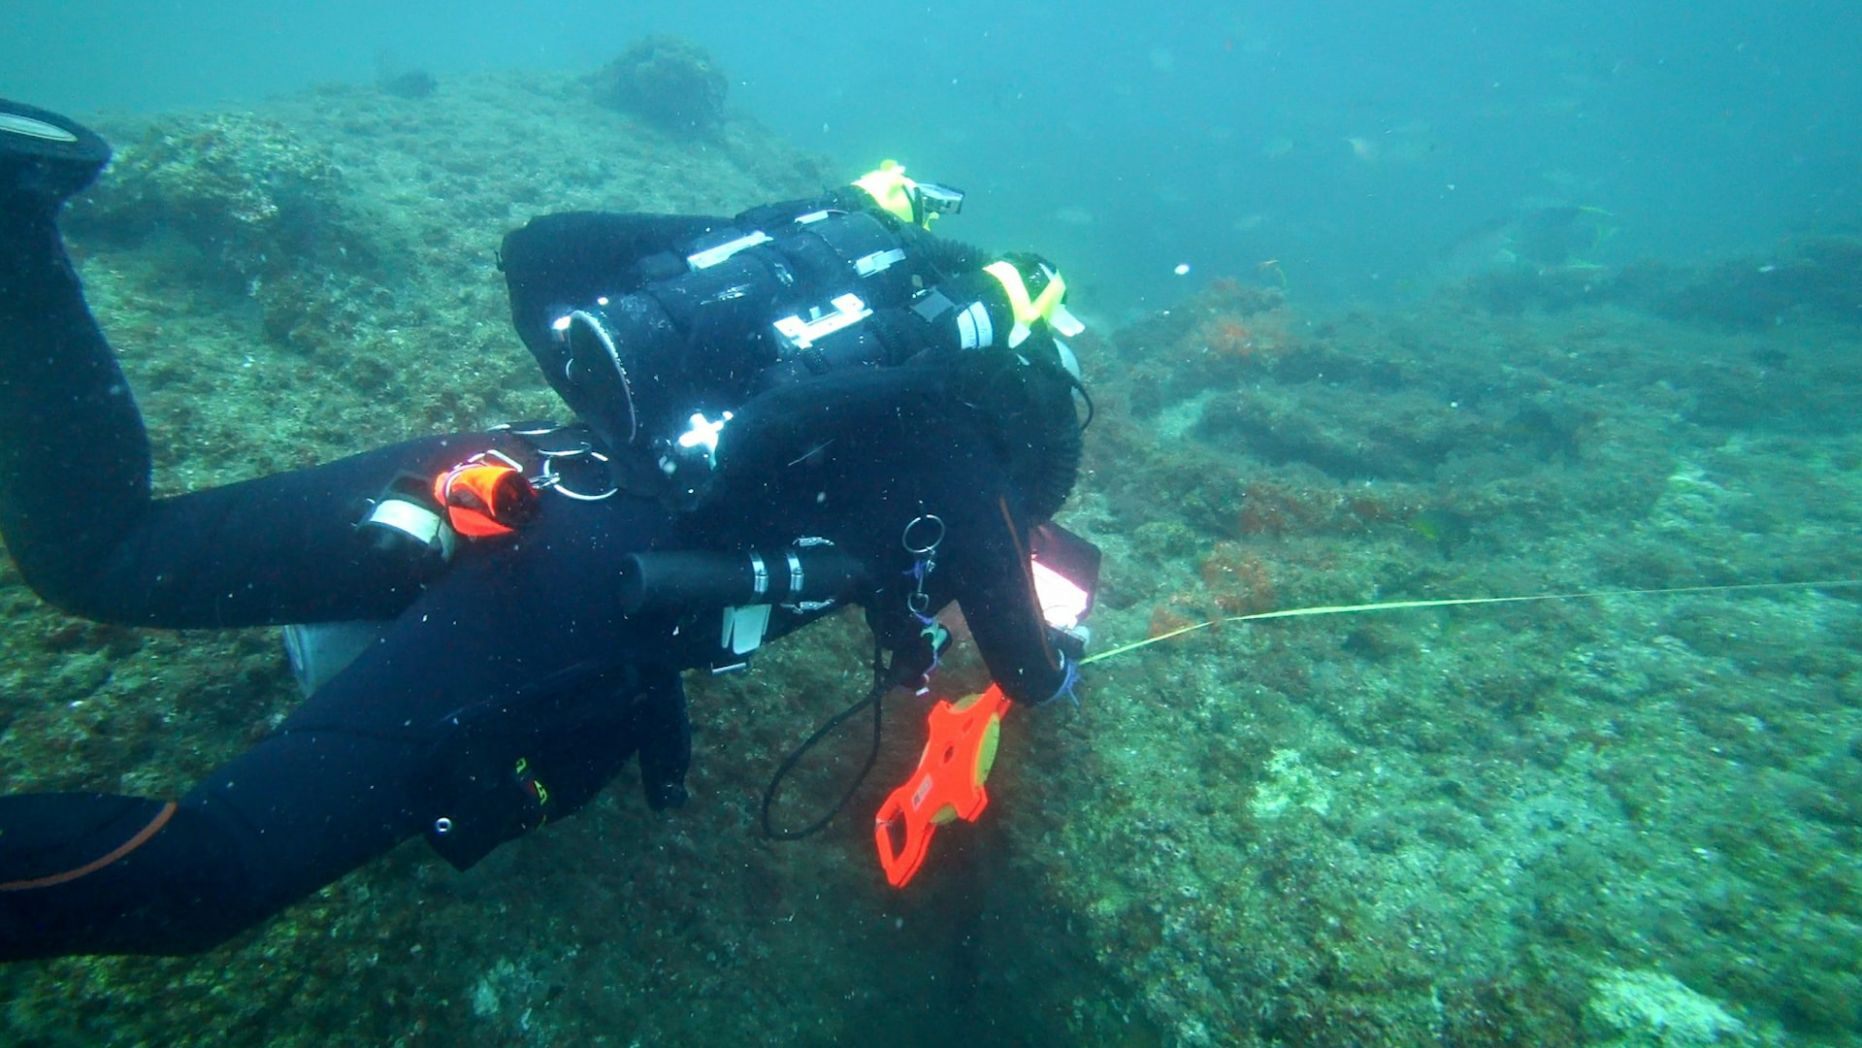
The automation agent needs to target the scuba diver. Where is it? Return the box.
[0,100,1098,960]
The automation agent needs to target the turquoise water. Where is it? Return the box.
[1,8,1860,1045]
[8,2,1859,311]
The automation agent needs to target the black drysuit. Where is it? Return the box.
[0,200,1071,960]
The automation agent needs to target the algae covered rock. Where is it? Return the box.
[594,36,729,135]
[1584,969,1754,1046]
[74,112,350,281]
[69,112,395,351]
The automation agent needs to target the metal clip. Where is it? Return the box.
[902,514,946,616]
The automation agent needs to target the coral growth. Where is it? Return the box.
[1198,540,1277,614]
[1141,542,1277,641]
[1147,598,1204,639]
[67,112,386,351]
[594,36,730,135]
[377,68,438,100]
[1194,278,1291,361]
[1114,275,1298,417]
[73,113,350,280]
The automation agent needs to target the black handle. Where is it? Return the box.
[617,545,866,615]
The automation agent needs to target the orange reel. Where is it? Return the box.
[873,684,1013,888]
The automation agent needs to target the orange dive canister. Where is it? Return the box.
[432,454,540,538]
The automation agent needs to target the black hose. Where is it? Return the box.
[759,641,889,840]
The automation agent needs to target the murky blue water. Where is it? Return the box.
[8,2,1858,314]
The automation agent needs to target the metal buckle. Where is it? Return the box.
[536,447,617,501]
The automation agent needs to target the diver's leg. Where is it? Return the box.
[0,100,111,205]
[0,550,656,959]
[0,794,236,959]
[0,104,515,627]
[0,101,152,589]
[47,434,501,628]
[0,730,424,960]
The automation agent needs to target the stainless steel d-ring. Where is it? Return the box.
[901,514,946,555]
[539,449,618,501]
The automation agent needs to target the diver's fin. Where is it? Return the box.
[0,99,111,205]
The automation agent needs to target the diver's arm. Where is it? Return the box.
[701,365,1071,703]
[701,363,954,504]
[943,480,1071,706]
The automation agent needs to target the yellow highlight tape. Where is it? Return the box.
[1082,579,1862,666]
[853,159,927,228]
